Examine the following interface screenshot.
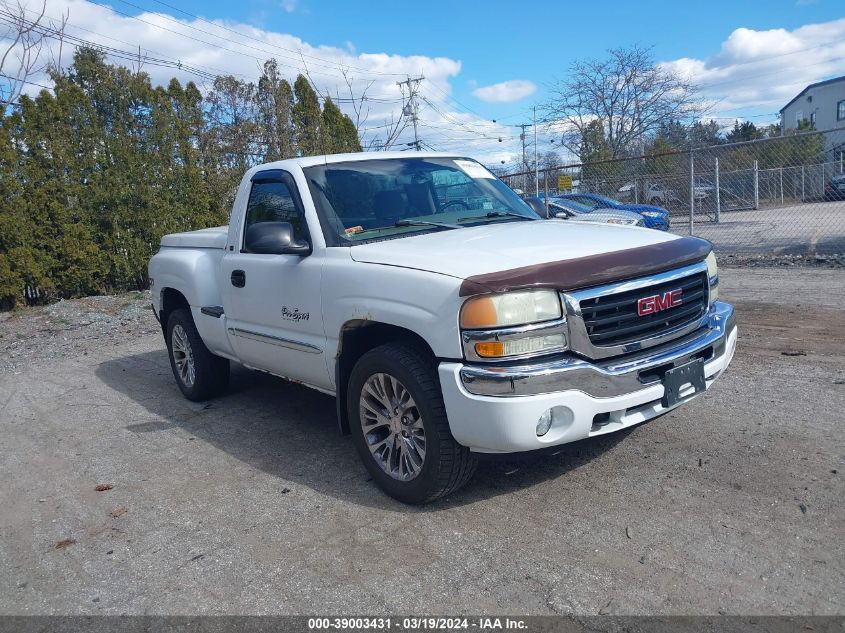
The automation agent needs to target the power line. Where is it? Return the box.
[0,7,226,83]
[85,0,407,82]
[142,0,407,78]
[397,75,423,151]
[425,80,488,120]
[80,0,341,81]
[0,71,54,93]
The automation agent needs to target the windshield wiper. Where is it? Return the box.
[394,219,462,230]
[457,211,537,222]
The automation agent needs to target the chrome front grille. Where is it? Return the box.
[562,261,711,360]
[579,272,708,347]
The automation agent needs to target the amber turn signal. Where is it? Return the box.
[474,341,505,358]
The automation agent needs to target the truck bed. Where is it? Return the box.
[160,226,228,249]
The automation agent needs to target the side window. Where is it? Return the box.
[244,180,307,249]
[573,196,598,209]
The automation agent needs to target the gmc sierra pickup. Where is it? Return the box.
[148,152,737,504]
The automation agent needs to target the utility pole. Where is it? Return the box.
[397,75,424,151]
[533,105,539,195]
[517,123,530,191]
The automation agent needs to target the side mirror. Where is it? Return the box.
[244,222,311,256]
[554,211,571,219]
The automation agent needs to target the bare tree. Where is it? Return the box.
[300,57,407,151]
[336,68,374,134]
[366,111,408,151]
[0,0,66,106]
[544,45,704,160]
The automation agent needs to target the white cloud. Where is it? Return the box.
[660,18,845,122]
[472,79,536,103]
[2,0,521,161]
[280,0,297,12]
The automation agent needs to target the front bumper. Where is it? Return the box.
[438,301,736,453]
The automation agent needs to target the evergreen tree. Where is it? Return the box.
[321,97,362,154]
[257,60,294,161]
[726,121,762,143]
[689,119,722,148]
[293,74,322,156]
[0,52,363,308]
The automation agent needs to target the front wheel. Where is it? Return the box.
[347,343,477,504]
[166,308,229,401]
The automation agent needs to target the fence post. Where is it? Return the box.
[753,160,759,210]
[779,167,784,204]
[801,165,805,202]
[714,157,720,223]
[543,171,549,217]
[689,150,695,235]
[634,175,639,204]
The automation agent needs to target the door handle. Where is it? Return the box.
[230,269,246,288]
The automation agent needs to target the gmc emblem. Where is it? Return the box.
[638,288,683,316]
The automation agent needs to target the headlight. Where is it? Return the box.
[705,251,718,303]
[640,211,661,218]
[461,290,567,361]
[460,289,561,329]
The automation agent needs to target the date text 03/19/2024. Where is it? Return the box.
[307,617,529,630]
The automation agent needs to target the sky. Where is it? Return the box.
[4,0,845,165]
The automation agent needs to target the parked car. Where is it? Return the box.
[148,152,735,504]
[825,174,845,200]
[646,182,712,207]
[616,181,637,202]
[522,196,643,226]
[546,197,645,227]
[556,193,670,230]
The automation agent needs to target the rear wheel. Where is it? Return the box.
[347,342,477,504]
[166,308,229,401]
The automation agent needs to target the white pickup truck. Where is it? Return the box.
[148,152,736,503]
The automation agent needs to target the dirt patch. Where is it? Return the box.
[0,291,157,373]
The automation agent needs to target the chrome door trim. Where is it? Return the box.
[227,327,323,354]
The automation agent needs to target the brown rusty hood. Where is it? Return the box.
[459,235,712,297]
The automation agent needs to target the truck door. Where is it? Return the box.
[220,170,330,391]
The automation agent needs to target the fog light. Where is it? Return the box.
[536,410,553,436]
[536,406,575,437]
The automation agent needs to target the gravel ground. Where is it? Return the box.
[0,267,843,615]
[0,292,157,374]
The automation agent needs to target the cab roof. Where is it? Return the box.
[247,151,472,174]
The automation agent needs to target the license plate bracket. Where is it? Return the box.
[662,358,706,408]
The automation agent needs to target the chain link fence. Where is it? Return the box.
[501,127,845,258]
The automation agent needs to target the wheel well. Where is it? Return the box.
[334,320,436,435]
[160,288,190,332]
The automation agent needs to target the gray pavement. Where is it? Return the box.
[0,268,843,615]
[672,200,845,255]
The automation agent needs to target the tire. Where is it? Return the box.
[166,308,229,401]
[347,342,477,504]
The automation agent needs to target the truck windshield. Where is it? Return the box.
[303,157,539,245]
